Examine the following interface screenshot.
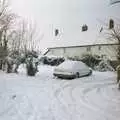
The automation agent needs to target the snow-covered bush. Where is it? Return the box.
[109,60,119,70]
[42,55,65,66]
[68,54,101,69]
[5,56,14,73]
[95,59,115,72]
[25,50,38,58]
[7,52,26,73]
[26,57,38,76]
[68,54,114,72]
[4,50,40,74]
[13,57,24,73]
[67,56,81,61]
[80,54,101,69]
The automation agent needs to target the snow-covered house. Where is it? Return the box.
[47,27,119,60]
[40,0,120,60]
[47,44,119,61]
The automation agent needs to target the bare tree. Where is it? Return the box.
[0,1,42,72]
[0,0,17,70]
[0,0,17,49]
[105,22,120,87]
[24,19,43,52]
[104,22,120,62]
[6,18,43,73]
[9,18,43,54]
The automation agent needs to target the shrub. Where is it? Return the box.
[80,54,101,69]
[68,54,101,69]
[67,56,81,61]
[68,54,115,71]
[42,56,65,66]
[95,59,115,72]
[26,57,38,76]
[109,60,119,70]
[6,56,14,73]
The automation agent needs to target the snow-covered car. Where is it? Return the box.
[53,60,92,79]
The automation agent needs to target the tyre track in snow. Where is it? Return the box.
[77,81,118,120]
[0,79,54,120]
[0,89,34,120]
[0,70,119,120]
[53,79,89,119]
[53,75,120,120]
[14,82,55,120]
[52,79,73,120]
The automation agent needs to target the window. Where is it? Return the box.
[82,24,88,32]
[109,19,114,29]
[86,46,91,51]
[55,29,59,36]
[98,46,101,51]
[99,27,103,33]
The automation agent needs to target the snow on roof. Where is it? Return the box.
[48,28,118,49]
[58,60,86,70]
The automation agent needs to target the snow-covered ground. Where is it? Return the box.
[0,65,119,120]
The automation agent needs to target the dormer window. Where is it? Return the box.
[82,24,88,32]
[55,29,59,36]
[109,19,114,29]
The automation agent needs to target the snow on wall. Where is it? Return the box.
[48,44,118,60]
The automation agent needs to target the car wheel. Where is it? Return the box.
[76,72,80,78]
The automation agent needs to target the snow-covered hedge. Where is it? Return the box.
[95,59,115,72]
[3,50,40,75]
[68,54,101,69]
[81,54,101,69]
[68,54,115,72]
[26,57,38,76]
[41,55,65,66]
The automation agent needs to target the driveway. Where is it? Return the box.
[0,65,119,120]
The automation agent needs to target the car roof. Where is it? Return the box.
[59,60,86,68]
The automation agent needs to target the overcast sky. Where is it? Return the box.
[11,0,120,49]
